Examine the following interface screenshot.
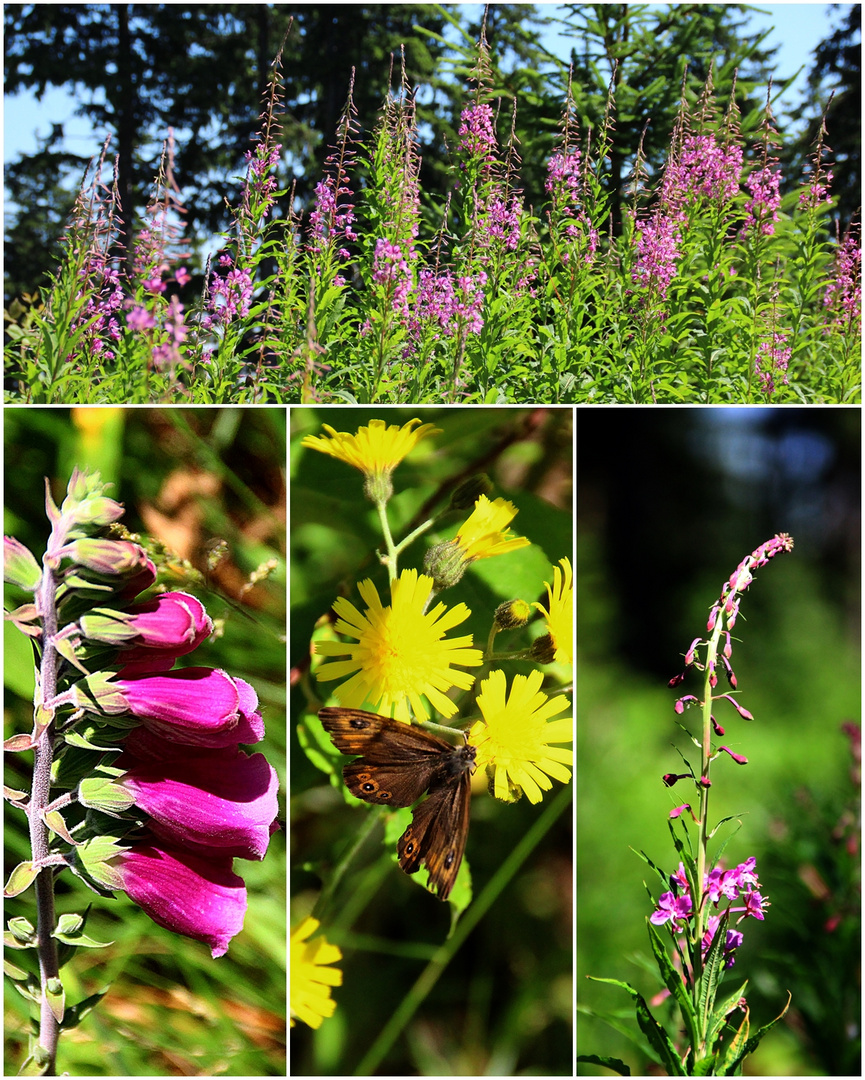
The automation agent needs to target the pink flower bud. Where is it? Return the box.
[59,538,151,576]
[115,737,278,860]
[82,592,212,651]
[112,841,247,957]
[719,746,748,764]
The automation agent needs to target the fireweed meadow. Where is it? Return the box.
[290,410,573,1074]
[3,409,287,1076]
[4,37,861,405]
[578,536,798,1075]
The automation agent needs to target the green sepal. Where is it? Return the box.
[69,833,130,895]
[4,861,39,897]
[78,775,135,815]
[46,977,66,1023]
[4,783,29,803]
[52,634,92,676]
[59,718,136,756]
[576,1055,631,1076]
[586,976,687,1076]
[72,671,128,715]
[78,607,139,644]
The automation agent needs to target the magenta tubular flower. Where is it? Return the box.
[113,841,247,957]
[115,743,279,860]
[114,667,265,746]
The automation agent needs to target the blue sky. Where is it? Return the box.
[3,4,857,173]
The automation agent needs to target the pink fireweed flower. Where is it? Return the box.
[677,134,743,204]
[111,841,247,958]
[632,212,681,300]
[743,163,781,235]
[127,304,157,332]
[823,230,862,327]
[113,742,279,860]
[372,238,412,315]
[79,667,264,747]
[754,331,791,395]
[650,890,693,929]
[458,102,496,159]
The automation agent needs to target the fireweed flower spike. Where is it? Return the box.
[314,568,483,721]
[290,916,343,1029]
[469,669,573,803]
[3,468,279,1071]
[580,535,793,1075]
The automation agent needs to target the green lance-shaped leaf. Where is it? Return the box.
[719,992,791,1075]
[646,919,699,1048]
[704,979,749,1058]
[60,989,110,1031]
[575,1053,632,1075]
[695,908,731,1031]
[586,976,687,1076]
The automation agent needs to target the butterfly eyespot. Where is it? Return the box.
[361,782,376,792]
[404,840,415,855]
[444,852,455,869]
[349,719,371,730]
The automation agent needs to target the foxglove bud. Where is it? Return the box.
[80,592,213,654]
[57,538,151,576]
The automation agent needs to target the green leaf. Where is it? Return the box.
[576,1054,632,1075]
[586,976,687,1075]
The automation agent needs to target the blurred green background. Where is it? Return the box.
[577,407,860,1076]
[290,406,574,1075]
[4,407,286,1076]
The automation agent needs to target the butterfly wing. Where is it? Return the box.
[397,762,473,901]
[319,707,455,807]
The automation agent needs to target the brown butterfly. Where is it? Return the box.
[318,706,476,901]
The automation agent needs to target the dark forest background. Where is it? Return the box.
[4,3,861,304]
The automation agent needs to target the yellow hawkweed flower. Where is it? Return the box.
[301,418,441,479]
[315,568,484,721]
[469,669,573,804]
[534,557,573,666]
[454,495,532,561]
[290,917,342,1030]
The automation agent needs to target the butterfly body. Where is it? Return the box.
[319,707,475,901]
